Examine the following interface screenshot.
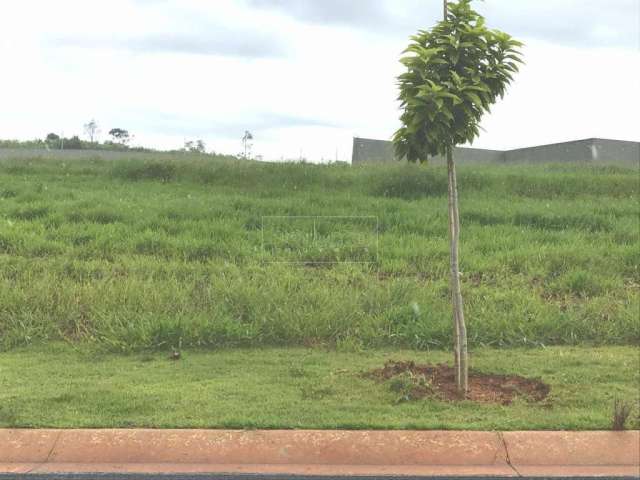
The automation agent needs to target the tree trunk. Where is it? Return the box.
[446,148,468,394]
[446,152,461,383]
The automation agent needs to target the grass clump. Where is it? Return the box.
[388,371,433,403]
[612,398,633,430]
[112,160,177,182]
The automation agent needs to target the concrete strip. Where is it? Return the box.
[502,431,640,472]
[44,430,508,466]
[25,463,517,476]
[0,429,60,463]
[515,465,640,477]
[0,429,638,477]
[0,463,39,474]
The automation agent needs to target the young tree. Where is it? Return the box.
[84,119,100,143]
[195,139,206,153]
[392,0,523,393]
[242,130,253,159]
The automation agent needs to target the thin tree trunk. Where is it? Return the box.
[447,148,468,393]
[446,152,460,382]
[444,0,467,394]
[447,147,467,384]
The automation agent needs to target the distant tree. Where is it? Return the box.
[108,128,130,145]
[63,136,83,150]
[83,119,99,143]
[393,0,523,393]
[45,133,61,149]
[183,139,206,153]
[242,130,253,159]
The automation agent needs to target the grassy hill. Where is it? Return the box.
[0,156,638,351]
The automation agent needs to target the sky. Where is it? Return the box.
[0,0,638,162]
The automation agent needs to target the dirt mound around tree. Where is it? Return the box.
[366,360,550,405]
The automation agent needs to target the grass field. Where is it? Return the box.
[0,155,638,351]
[0,344,638,429]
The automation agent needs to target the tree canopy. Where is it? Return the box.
[393,0,523,162]
[109,128,130,143]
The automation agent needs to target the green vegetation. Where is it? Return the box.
[0,344,637,429]
[0,136,221,154]
[0,137,148,152]
[0,156,638,351]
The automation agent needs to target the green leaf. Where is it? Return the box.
[464,91,484,107]
[438,92,463,103]
[504,53,523,62]
[440,108,454,122]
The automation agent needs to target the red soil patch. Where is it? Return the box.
[366,360,550,405]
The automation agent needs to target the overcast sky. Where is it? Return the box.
[1,0,638,161]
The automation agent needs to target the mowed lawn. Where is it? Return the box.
[0,345,638,430]
[0,156,637,351]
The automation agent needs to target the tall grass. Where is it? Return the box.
[0,156,638,351]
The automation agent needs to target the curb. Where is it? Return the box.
[1,429,638,477]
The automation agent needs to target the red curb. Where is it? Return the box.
[514,466,640,477]
[45,430,507,466]
[0,429,59,463]
[0,464,38,475]
[502,431,640,477]
[21,464,518,476]
[0,429,638,477]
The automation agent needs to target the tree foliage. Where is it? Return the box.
[393,0,523,161]
[184,139,206,153]
[109,128,130,144]
[64,136,84,149]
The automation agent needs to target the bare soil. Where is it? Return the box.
[366,360,550,405]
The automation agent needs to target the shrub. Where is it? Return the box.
[112,161,177,182]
